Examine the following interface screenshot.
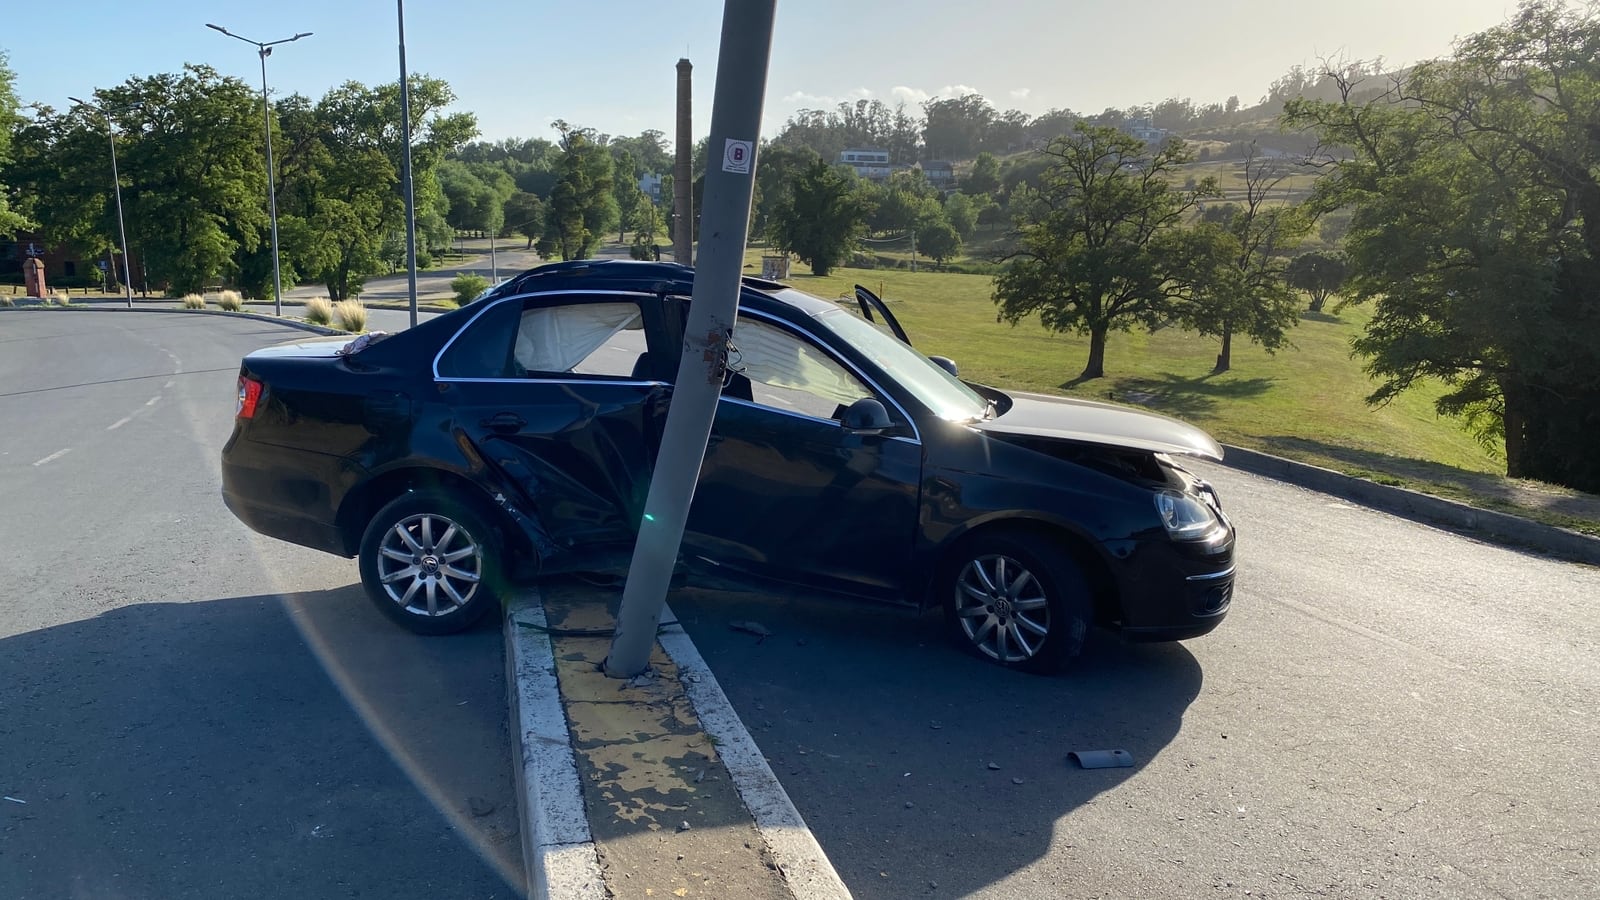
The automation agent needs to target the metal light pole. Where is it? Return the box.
[605,0,778,677]
[397,0,420,327]
[69,97,134,308]
[206,24,312,317]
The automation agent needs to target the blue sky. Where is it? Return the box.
[10,0,1518,145]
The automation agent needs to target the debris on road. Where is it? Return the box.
[986,762,1002,770]
[1012,777,1025,785]
[1068,749,1135,769]
[3,796,25,804]
[729,620,772,638]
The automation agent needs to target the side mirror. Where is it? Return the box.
[840,397,892,433]
[929,356,959,377]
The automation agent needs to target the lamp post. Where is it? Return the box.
[397,0,420,328]
[206,23,312,317]
[68,97,134,308]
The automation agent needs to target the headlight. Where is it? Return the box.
[1154,490,1220,540]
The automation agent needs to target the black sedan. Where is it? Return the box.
[222,260,1235,672]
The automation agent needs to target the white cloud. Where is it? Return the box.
[781,87,874,109]
[891,85,930,104]
[938,84,981,98]
[1010,87,1031,100]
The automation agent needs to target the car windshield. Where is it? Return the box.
[808,302,990,422]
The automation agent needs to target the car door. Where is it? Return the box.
[683,311,923,601]
[435,291,672,560]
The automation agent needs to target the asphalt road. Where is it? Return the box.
[667,461,1600,898]
[0,312,523,898]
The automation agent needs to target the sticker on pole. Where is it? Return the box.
[722,138,754,175]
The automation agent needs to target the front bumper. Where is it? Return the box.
[1105,529,1235,642]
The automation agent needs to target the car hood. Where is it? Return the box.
[973,391,1224,460]
[245,335,359,359]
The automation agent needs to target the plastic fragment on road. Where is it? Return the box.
[729,620,772,637]
[1068,749,1134,769]
[3,796,25,804]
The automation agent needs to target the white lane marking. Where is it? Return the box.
[107,416,134,431]
[658,605,854,899]
[32,449,71,467]
[145,396,160,407]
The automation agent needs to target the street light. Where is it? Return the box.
[68,96,134,309]
[206,23,312,317]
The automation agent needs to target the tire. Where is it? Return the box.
[940,530,1092,673]
[358,490,503,635]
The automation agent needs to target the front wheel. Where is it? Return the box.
[358,491,502,635]
[941,531,1092,673]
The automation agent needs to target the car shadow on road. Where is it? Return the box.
[655,580,1205,899]
[0,588,523,899]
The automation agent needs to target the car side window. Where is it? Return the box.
[436,298,522,379]
[729,317,875,421]
[514,300,647,378]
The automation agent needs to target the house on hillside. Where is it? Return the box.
[638,173,663,203]
[1122,116,1170,145]
[837,148,897,181]
[917,159,956,189]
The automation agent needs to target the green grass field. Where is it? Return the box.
[745,253,1600,535]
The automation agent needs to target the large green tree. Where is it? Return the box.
[539,122,616,260]
[13,66,268,294]
[1284,0,1600,489]
[766,159,869,277]
[1179,146,1305,373]
[993,123,1210,380]
[0,51,28,236]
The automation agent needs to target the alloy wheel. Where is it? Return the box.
[953,553,1052,664]
[375,513,483,617]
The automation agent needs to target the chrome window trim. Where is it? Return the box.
[431,289,661,382]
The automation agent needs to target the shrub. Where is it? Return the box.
[216,290,244,312]
[182,293,207,309]
[52,291,71,306]
[452,272,490,305]
[0,295,13,308]
[334,299,367,333]
[304,297,334,325]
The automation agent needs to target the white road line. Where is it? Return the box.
[145,396,160,407]
[32,449,71,467]
[107,416,134,431]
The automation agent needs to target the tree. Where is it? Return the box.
[0,51,28,236]
[944,192,979,238]
[1177,145,1306,373]
[993,124,1212,380]
[12,66,270,295]
[1284,251,1348,312]
[965,151,1001,195]
[919,219,962,266]
[1283,0,1600,489]
[541,122,616,260]
[767,159,869,277]
[503,191,545,249]
[922,94,995,160]
[611,147,640,243]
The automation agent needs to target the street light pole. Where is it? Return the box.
[206,24,312,317]
[397,0,420,328]
[69,97,134,309]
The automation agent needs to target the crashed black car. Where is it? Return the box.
[222,260,1234,671]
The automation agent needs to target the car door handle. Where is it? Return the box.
[480,412,526,433]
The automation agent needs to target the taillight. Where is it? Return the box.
[237,376,263,419]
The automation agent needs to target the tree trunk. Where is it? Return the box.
[1213,321,1233,374]
[1308,292,1326,314]
[1080,323,1108,380]
[1502,379,1529,480]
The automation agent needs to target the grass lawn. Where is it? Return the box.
[745,253,1600,535]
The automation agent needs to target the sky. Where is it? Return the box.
[8,0,1522,146]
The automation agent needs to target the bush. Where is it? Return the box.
[452,272,490,305]
[216,290,244,312]
[304,297,334,325]
[52,291,71,306]
[0,295,13,308]
[334,300,367,333]
[182,294,207,309]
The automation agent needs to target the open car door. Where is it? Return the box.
[854,284,910,344]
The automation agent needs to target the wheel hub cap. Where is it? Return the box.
[376,513,482,617]
[954,553,1051,664]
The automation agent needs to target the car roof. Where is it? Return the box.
[483,259,835,316]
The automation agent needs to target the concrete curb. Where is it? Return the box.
[0,304,347,336]
[504,596,607,900]
[657,603,853,899]
[1218,444,1600,565]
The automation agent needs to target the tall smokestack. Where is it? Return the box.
[674,58,694,266]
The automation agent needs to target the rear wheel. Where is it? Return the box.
[358,491,502,635]
[941,530,1091,673]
